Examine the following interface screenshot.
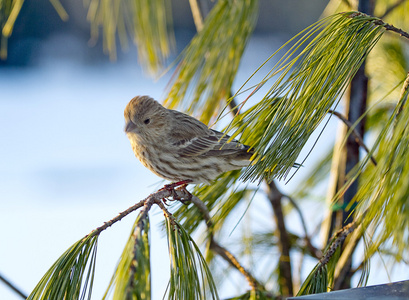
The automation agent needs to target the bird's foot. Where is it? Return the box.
[175,184,192,205]
[160,180,193,204]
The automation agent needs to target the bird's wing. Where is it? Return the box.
[168,110,251,157]
[176,130,251,157]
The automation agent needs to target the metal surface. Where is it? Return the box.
[289,281,409,300]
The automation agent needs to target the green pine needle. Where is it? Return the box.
[1,0,67,59]
[227,12,385,183]
[165,0,259,124]
[297,229,346,296]
[166,218,219,300]
[354,73,409,259]
[27,235,98,300]
[85,0,174,74]
[104,213,151,300]
[0,0,23,59]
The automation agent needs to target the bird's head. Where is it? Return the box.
[124,96,169,141]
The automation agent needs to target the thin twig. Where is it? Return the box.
[190,195,264,291]
[381,22,409,40]
[347,12,409,40]
[88,188,192,238]
[85,187,192,291]
[0,273,27,299]
[209,240,260,290]
[328,109,377,166]
[284,195,322,259]
[378,0,408,19]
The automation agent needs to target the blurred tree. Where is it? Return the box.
[2,0,409,299]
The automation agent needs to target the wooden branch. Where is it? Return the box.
[87,188,192,238]
[0,273,27,299]
[285,195,322,259]
[348,12,409,41]
[82,187,198,293]
[267,181,293,296]
[380,22,409,40]
[328,109,377,166]
[189,195,264,291]
[318,222,357,268]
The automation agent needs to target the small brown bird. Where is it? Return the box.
[124,95,253,185]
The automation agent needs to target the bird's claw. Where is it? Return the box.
[160,181,193,205]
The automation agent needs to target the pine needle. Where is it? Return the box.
[165,0,259,124]
[354,72,409,259]
[85,0,174,74]
[27,236,98,300]
[166,219,219,300]
[226,12,385,183]
[103,213,151,300]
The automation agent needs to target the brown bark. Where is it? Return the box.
[267,181,293,296]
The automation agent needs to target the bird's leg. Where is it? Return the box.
[161,179,193,191]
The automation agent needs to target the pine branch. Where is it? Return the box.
[333,223,364,290]
[348,12,409,40]
[102,187,217,300]
[222,53,293,295]
[319,222,357,268]
[0,273,27,299]
[296,221,358,296]
[88,188,192,238]
[377,21,409,40]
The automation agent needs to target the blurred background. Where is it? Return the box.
[1,1,406,299]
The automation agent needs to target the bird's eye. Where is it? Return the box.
[144,118,150,124]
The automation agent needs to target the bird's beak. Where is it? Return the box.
[124,121,137,133]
